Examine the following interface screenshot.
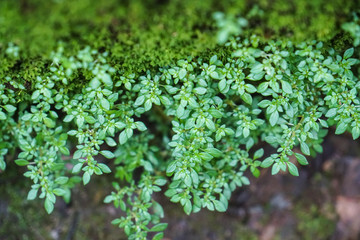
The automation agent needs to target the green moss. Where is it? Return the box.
[295,203,336,240]
[0,0,357,77]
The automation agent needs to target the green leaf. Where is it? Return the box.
[261,157,274,168]
[98,163,111,173]
[300,142,310,155]
[82,172,91,185]
[205,148,222,157]
[27,189,38,200]
[15,159,29,166]
[179,69,187,79]
[287,162,299,176]
[3,105,16,113]
[205,118,216,131]
[241,93,252,105]
[251,168,260,178]
[325,108,337,118]
[194,87,207,95]
[344,48,354,59]
[269,111,279,126]
[150,223,168,232]
[55,176,69,185]
[100,150,115,159]
[53,188,66,196]
[213,200,226,212]
[210,71,219,79]
[44,197,54,214]
[119,131,128,145]
[0,159,5,170]
[135,121,147,131]
[218,79,227,92]
[281,80,293,94]
[134,95,145,106]
[183,200,192,215]
[44,117,55,128]
[0,111,6,120]
[258,82,269,93]
[294,153,308,165]
[100,98,110,110]
[105,137,117,147]
[72,163,83,173]
[104,195,114,203]
[335,122,348,135]
[59,146,70,156]
[152,233,164,240]
[271,163,280,175]
[352,127,360,140]
[254,148,264,159]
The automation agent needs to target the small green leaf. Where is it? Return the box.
[271,163,280,175]
[72,163,83,173]
[27,189,38,200]
[335,122,348,135]
[82,172,91,185]
[135,121,147,131]
[287,162,299,176]
[213,200,227,212]
[134,95,145,106]
[294,153,308,165]
[44,197,54,214]
[100,98,110,110]
[100,150,115,159]
[194,87,207,95]
[152,233,164,240]
[104,195,114,203]
[344,48,354,59]
[254,148,264,159]
[269,111,279,126]
[55,176,69,185]
[261,157,274,168]
[119,131,128,144]
[44,117,55,128]
[98,163,112,173]
[281,80,293,94]
[150,223,168,232]
[205,148,222,157]
[183,200,192,215]
[53,188,66,196]
[15,159,29,166]
[352,127,360,140]
[326,108,337,118]
[179,69,187,79]
[218,79,227,92]
[3,105,16,113]
[300,142,310,155]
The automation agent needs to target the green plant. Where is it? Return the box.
[1,33,359,239]
[342,12,360,47]
[1,1,360,239]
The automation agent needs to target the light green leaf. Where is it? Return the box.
[82,172,91,185]
[44,197,54,214]
[100,150,115,159]
[300,142,310,155]
[287,162,299,176]
[3,105,16,113]
[27,189,38,200]
[295,153,308,165]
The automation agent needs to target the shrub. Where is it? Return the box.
[1,1,360,239]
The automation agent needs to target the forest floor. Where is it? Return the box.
[1,131,360,240]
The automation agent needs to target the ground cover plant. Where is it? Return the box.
[1,0,360,239]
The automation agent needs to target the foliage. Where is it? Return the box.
[1,0,360,239]
[342,12,360,47]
